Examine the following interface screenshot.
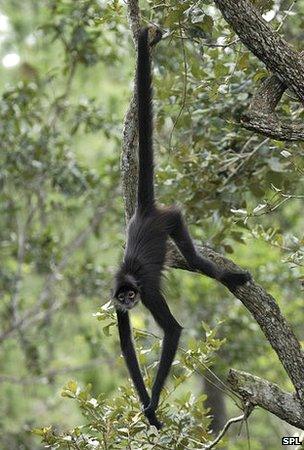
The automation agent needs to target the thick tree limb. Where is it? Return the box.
[214,0,304,141]
[121,94,138,222]
[228,369,304,430]
[121,0,140,222]
[168,244,304,413]
[122,0,304,430]
[214,0,304,102]
[241,74,304,141]
[241,110,304,141]
[248,74,287,114]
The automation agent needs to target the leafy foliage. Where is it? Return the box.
[0,0,303,449]
[33,309,226,449]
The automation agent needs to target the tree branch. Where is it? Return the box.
[240,74,304,141]
[227,369,304,430]
[204,404,254,449]
[240,61,304,141]
[214,0,304,141]
[121,0,140,222]
[241,110,304,141]
[214,0,304,102]
[168,244,304,410]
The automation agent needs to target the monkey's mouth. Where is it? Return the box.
[123,302,136,310]
[113,298,140,311]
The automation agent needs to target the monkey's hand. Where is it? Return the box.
[143,404,163,430]
[220,270,252,290]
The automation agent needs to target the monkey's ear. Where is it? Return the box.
[147,25,163,47]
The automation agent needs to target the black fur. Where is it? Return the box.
[137,27,155,212]
[113,27,251,430]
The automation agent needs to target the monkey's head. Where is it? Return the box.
[147,25,163,47]
[113,273,140,311]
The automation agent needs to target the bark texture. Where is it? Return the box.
[214,0,304,101]
[204,376,228,435]
[228,369,304,430]
[168,243,304,414]
[121,0,140,222]
[241,74,304,140]
[214,0,304,141]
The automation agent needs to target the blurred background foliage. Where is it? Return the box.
[0,0,303,448]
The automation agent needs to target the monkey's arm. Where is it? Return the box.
[116,310,162,429]
[142,290,182,423]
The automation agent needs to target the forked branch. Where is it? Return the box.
[241,74,304,141]
[228,369,304,429]
[214,0,304,141]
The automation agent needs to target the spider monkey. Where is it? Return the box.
[113,26,250,430]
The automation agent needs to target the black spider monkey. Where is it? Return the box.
[113,26,250,429]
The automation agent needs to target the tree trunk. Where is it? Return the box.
[204,376,227,435]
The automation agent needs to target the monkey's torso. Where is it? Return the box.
[122,207,173,286]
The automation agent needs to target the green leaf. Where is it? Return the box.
[237,52,249,70]
[199,15,214,35]
[214,62,229,78]
[67,380,77,393]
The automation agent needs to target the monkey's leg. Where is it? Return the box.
[116,310,162,429]
[168,210,221,277]
[141,290,182,424]
[168,210,251,288]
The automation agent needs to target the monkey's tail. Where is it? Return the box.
[136,27,158,212]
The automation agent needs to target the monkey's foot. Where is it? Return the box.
[220,270,251,290]
[144,405,163,430]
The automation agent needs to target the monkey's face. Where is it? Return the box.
[114,287,140,311]
[148,26,163,47]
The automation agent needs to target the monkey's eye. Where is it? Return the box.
[128,290,135,299]
[118,292,124,301]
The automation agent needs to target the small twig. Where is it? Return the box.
[276,0,297,33]
[221,137,269,187]
[11,197,36,323]
[218,134,256,172]
[202,38,239,48]
[168,22,188,151]
[49,59,78,129]
[10,197,37,360]
[172,31,239,48]
[204,403,254,449]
